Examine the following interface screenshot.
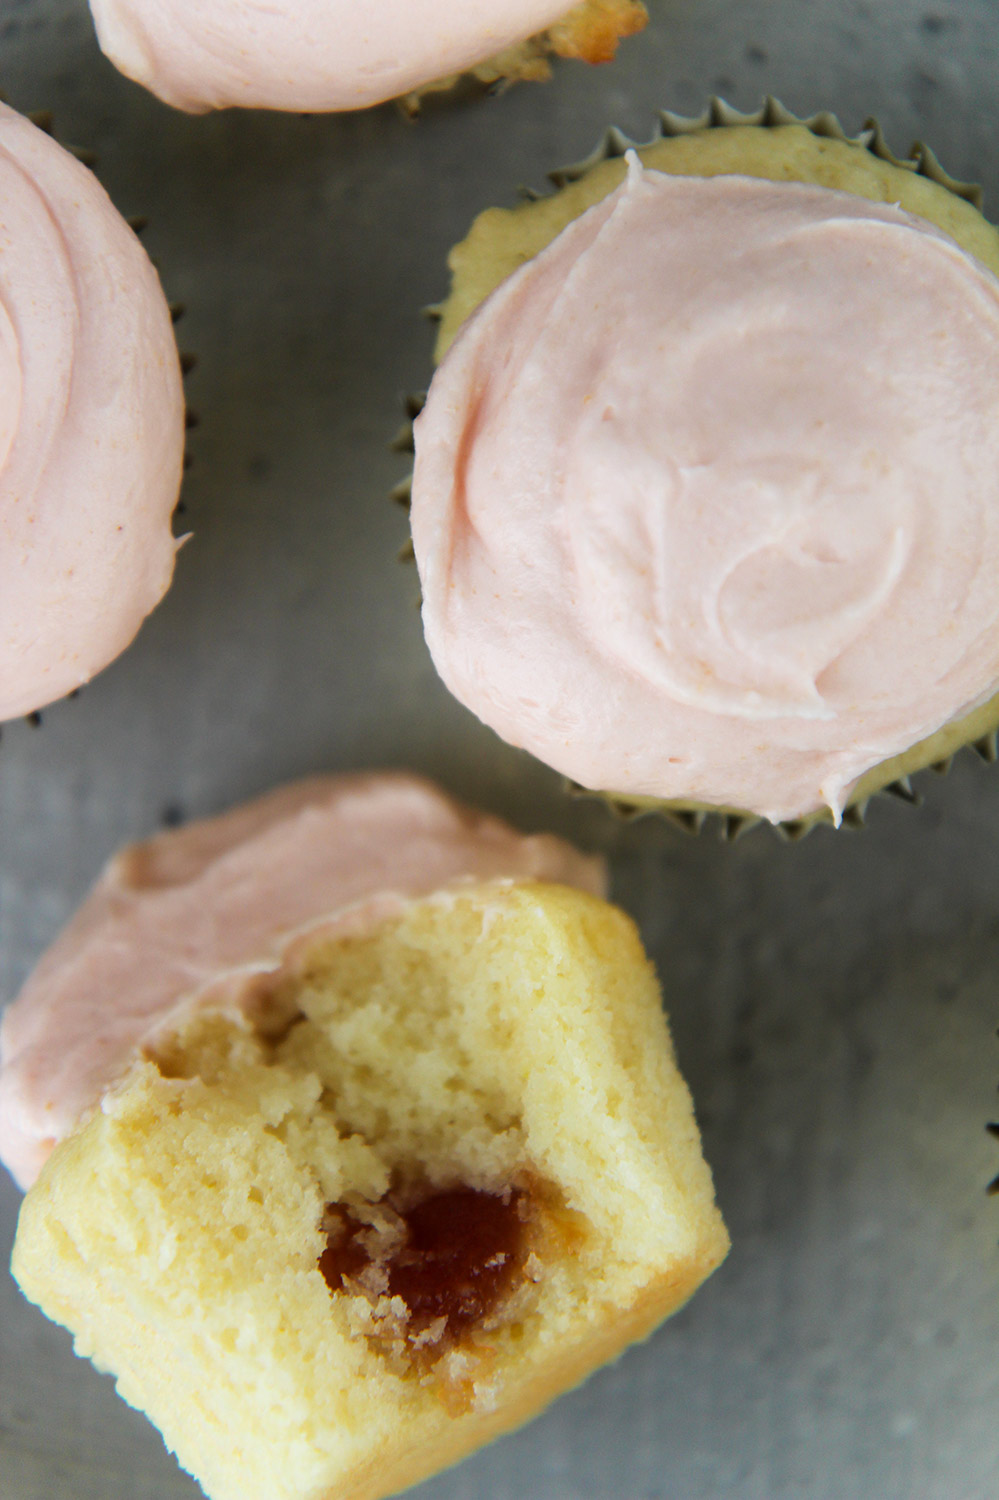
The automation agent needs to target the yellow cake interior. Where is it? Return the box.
[13,881,728,1500]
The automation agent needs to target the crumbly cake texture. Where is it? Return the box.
[12,882,727,1500]
[404,0,647,110]
[0,769,605,1191]
[428,121,999,828]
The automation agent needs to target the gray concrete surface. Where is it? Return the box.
[2,2,999,1497]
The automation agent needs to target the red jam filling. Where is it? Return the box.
[319,1185,527,1358]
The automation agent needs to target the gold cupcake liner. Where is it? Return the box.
[390,394,424,565]
[397,96,999,839]
[575,726,999,844]
[390,393,425,516]
[546,94,983,204]
[987,1122,999,1196]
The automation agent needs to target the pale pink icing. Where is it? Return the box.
[411,160,999,823]
[0,103,184,722]
[0,773,605,1189]
[88,0,573,113]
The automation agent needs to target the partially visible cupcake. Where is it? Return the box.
[4,771,727,1500]
[0,102,185,723]
[410,101,999,830]
[87,0,647,115]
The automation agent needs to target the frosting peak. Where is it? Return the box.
[412,166,999,821]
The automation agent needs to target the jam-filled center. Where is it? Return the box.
[319,1184,527,1360]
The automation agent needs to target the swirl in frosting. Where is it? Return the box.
[88,0,579,113]
[411,158,999,822]
[0,772,605,1189]
[0,104,184,722]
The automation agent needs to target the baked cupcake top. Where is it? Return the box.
[412,151,999,824]
[0,102,184,722]
[0,772,604,1190]
[88,0,641,113]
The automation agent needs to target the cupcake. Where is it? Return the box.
[0,102,186,724]
[410,101,999,831]
[87,0,647,115]
[4,772,727,1500]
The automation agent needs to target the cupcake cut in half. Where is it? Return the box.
[0,102,186,723]
[5,772,727,1500]
[88,0,647,114]
[410,101,999,830]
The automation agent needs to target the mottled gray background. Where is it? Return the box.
[2,1,999,1497]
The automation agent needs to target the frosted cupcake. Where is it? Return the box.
[410,101,999,831]
[0,102,185,723]
[87,0,646,114]
[4,772,727,1500]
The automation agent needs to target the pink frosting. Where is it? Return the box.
[88,0,573,113]
[0,772,605,1189]
[0,104,185,722]
[411,160,999,823]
